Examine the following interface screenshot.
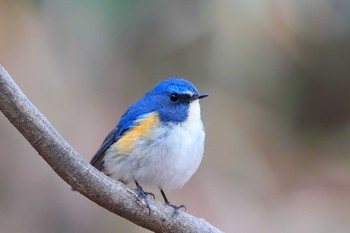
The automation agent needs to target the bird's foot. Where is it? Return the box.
[135,185,155,214]
[165,201,187,216]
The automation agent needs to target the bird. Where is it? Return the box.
[90,78,208,213]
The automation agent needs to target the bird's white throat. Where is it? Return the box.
[187,100,201,123]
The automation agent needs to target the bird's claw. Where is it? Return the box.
[135,185,155,214]
[165,202,187,216]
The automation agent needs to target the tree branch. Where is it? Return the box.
[0,65,222,233]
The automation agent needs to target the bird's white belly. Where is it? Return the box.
[137,120,205,190]
[105,101,205,191]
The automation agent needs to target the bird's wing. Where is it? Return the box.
[90,93,158,171]
[90,104,158,172]
[90,127,122,170]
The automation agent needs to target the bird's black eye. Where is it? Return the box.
[170,93,179,102]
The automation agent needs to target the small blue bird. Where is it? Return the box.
[90,78,208,212]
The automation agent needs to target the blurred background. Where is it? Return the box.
[1,0,350,232]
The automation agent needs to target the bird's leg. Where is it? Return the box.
[134,180,155,214]
[160,188,186,214]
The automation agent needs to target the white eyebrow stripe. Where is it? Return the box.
[180,91,194,95]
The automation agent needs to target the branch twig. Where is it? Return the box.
[0,65,222,233]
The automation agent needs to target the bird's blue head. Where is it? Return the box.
[146,78,208,123]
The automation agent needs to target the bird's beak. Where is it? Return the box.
[192,93,208,100]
